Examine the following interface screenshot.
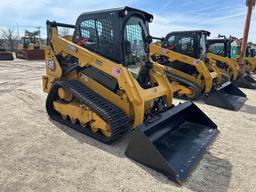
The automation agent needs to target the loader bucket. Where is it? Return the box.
[234,74,256,89]
[205,81,247,111]
[16,49,45,60]
[0,52,14,60]
[27,49,45,60]
[125,101,219,184]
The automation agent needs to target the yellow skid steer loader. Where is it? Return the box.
[207,35,256,89]
[16,31,45,60]
[150,31,247,111]
[245,46,256,73]
[42,7,219,184]
[207,35,240,81]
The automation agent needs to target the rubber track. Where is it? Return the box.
[165,71,202,100]
[46,80,131,144]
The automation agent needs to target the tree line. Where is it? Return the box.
[0,28,17,51]
[0,27,71,51]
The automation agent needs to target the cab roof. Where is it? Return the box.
[78,6,153,22]
[208,38,234,43]
[167,30,211,36]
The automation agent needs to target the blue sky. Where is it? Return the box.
[0,0,255,41]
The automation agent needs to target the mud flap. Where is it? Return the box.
[205,81,247,111]
[125,101,219,184]
[234,74,256,89]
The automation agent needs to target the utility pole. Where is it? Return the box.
[36,26,41,39]
[16,23,20,40]
[239,0,256,67]
[36,26,42,47]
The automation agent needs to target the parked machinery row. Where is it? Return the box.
[41,6,255,184]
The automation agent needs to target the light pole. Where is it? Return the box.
[239,0,256,68]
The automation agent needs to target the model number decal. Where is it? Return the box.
[47,60,55,70]
[67,44,78,52]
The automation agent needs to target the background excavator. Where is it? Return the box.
[42,7,219,184]
[0,40,14,60]
[15,30,45,60]
[207,35,256,89]
[150,30,247,111]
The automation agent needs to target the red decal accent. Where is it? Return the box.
[78,38,89,46]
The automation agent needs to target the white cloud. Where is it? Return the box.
[149,6,255,42]
[0,0,255,42]
[0,0,133,37]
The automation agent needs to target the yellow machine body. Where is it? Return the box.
[43,27,174,130]
[244,57,256,73]
[150,31,247,110]
[207,37,256,89]
[207,53,240,81]
[42,7,219,184]
[150,43,221,98]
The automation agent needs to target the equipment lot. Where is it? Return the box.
[0,59,256,192]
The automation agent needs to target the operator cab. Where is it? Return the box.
[73,7,152,66]
[207,38,234,58]
[73,7,154,87]
[160,30,210,75]
[162,30,210,59]
[21,36,41,49]
[21,37,31,49]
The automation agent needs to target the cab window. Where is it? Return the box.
[208,43,225,56]
[79,18,115,60]
[175,36,194,57]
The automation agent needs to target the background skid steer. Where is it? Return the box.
[16,30,45,60]
[150,30,246,111]
[42,7,219,184]
[245,46,256,73]
[244,47,256,73]
[207,35,240,81]
[208,35,256,89]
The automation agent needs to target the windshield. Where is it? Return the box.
[123,16,149,67]
[23,38,30,49]
[199,34,207,58]
[208,43,225,56]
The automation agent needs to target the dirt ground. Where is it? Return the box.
[0,59,256,192]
